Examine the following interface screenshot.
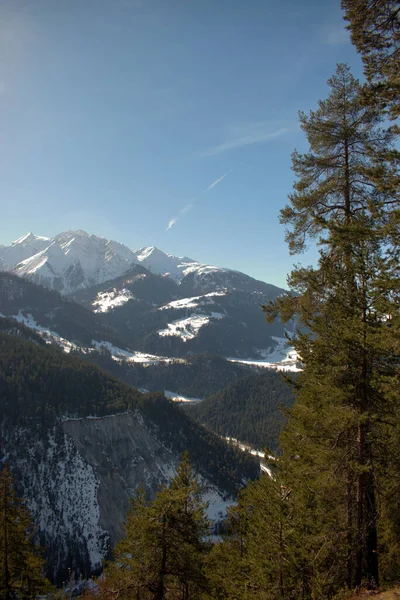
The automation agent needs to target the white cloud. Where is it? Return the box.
[166,218,178,231]
[200,122,289,158]
[166,203,193,231]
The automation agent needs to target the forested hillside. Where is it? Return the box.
[0,329,258,491]
[74,349,256,398]
[187,370,295,452]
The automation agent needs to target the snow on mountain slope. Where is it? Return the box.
[227,336,301,372]
[158,291,227,311]
[12,231,136,293]
[92,288,135,313]
[0,232,50,269]
[2,230,287,300]
[133,245,197,281]
[158,313,225,341]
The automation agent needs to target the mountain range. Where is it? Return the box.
[0,230,299,365]
[0,230,298,583]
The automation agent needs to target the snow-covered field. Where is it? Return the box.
[158,312,224,341]
[92,288,134,313]
[227,336,301,372]
[158,291,226,311]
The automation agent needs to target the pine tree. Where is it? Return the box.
[264,63,399,592]
[206,472,302,600]
[0,464,51,600]
[101,452,211,600]
[342,0,400,120]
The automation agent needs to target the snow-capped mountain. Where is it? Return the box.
[132,245,198,281]
[0,229,277,295]
[0,232,51,270]
[8,231,138,294]
[1,230,298,363]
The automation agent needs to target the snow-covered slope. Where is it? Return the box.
[10,231,137,293]
[0,232,50,270]
[132,245,198,281]
[1,230,282,295]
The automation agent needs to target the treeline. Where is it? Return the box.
[187,369,295,452]
[72,349,255,398]
[0,271,127,348]
[0,327,259,496]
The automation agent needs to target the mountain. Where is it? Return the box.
[0,272,128,349]
[1,230,298,361]
[0,232,51,270]
[187,370,296,453]
[0,230,217,294]
[0,229,285,295]
[70,268,295,360]
[0,328,259,583]
[76,351,258,399]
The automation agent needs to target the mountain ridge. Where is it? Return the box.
[0,229,286,295]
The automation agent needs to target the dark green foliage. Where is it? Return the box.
[72,350,256,399]
[342,0,400,120]
[262,64,399,594]
[139,395,260,496]
[0,272,126,348]
[0,331,142,425]
[0,464,51,599]
[0,331,258,496]
[101,453,211,600]
[0,318,47,346]
[187,370,295,452]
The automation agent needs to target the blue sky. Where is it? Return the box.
[0,0,364,287]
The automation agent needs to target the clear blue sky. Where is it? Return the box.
[0,0,363,287]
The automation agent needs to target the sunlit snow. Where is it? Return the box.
[158,291,226,311]
[164,390,203,404]
[92,288,134,313]
[158,313,224,341]
[227,336,301,372]
[91,340,173,364]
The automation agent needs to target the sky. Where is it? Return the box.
[0,0,364,288]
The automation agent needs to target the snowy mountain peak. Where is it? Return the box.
[1,229,280,295]
[12,232,50,246]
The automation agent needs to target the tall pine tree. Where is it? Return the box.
[264,63,399,592]
[101,452,211,600]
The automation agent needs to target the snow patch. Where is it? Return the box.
[91,340,173,364]
[158,313,223,341]
[227,336,301,372]
[158,291,227,311]
[93,288,134,313]
[164,390,203,404]
[8,312,79,352]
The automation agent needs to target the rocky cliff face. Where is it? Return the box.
[2,411,230,584]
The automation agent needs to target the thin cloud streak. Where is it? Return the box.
[199,125,288,158]
[204,171,231,192]
[166,172,230,231]
[165,203,194,230]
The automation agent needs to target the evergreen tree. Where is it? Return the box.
[206,472,301,600]
[0,464,51,600]
[264,63,399,592]
[101,453,211,600]
[342,0,400,120]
